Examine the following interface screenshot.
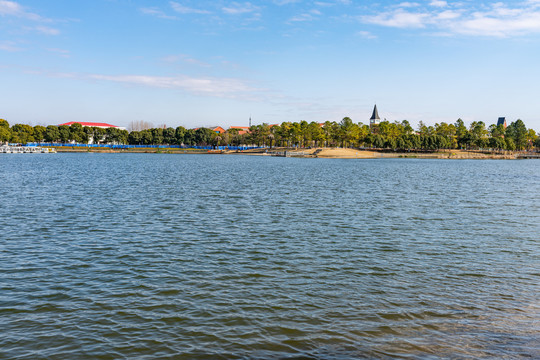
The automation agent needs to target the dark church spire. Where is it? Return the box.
[370,104,380,121]
[370,104,381,127]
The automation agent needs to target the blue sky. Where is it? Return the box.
[1,0,540,130]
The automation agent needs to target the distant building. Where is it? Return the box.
[370,104,381,127]
[229,126,250,135]
[497,117,507,128]
[209,126,226,134]
[58,121,126,130]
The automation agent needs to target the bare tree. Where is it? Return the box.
[128,120,153,132]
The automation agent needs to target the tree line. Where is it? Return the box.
[1,117,539,151]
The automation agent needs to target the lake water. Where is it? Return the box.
[1,153,539,359]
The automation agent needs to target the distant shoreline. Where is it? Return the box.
[47,146,537,159]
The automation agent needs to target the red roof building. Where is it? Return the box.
[58,122,121,129]
[209,126,226,134]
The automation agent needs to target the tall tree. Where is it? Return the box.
[69,123,86,143]
[33,125,46,143]
[11,124,35,144]
[175,126,186,145]
[506,119,528,150]
[44,125,60,142]
[0,119,11,143]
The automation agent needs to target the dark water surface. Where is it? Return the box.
[1,153,539,359]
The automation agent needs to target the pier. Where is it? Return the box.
[516,153,540,159]
[1,146,56,154]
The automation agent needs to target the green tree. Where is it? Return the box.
[534,134,540,149]
[372,134,385,148]
[469,121,488,148]
[33,125,46,143]
[401,120,414,135]
[128,130,142,145]
[506,119,528,150]
[0,119,11,143]
[89,127,106,144]
[44,125,60,142]
[455,118,469,149]
[105,127,126,144]
[323,121,340,147]
[340,117,359,148]
[193,127,214,145]
[308,122,325,147]
[175,126,186,145]
[184,129,196,146]
[69,123,86,143]
[140,129,153,145]
[527,129,537,150]
[505,137,516,151]
[151,128,164,145]
[385,137,397,150]
[489,124,506,138]
[489,137,506,150]
[163,127,176,145]
[58,125,70,143]
[11,124,35,144]
[290,122,301,148]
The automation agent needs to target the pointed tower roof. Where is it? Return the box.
[370,105,380,120]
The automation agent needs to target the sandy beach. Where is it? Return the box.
[50,146,524,159]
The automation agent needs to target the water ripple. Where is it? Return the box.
[1,154,539,359]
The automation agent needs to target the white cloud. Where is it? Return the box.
[170,2,210,14]
[222,2,260,15]
[315,0,351,6]
[436,10,461,20]
[289,9,322,22]
[429,0,447,7]
[0,40,23,52]
[162,54,212,67]
[0,0,47,21]
[363,1,540,37]
[449,9,540,37]
[35,26,60,35]
[356,30,377,39]
[89,74,261,99]
[273,0,301,5]
[397,2,420,8]
[140,7,177,20]
[364,9,429,28]
[46,48,70,57]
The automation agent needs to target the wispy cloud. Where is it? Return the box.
[222,2,260,15]
[35,26,60,35]
[170,2,210,14]
[46,47,70,58]
[365,9,429,28]
[363,1,540,37]
[396,2,420,8]
[0,0,47,21]
[140,7,177,20]
[356,30,377,39]
[273,0,301,5]
[162,54,212,67]
[0,40,23,52]
[88,73,262,100]
[0,1,60,34]
[314,0,350,6]
[429,0,447,8]
[289,9,322,22]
